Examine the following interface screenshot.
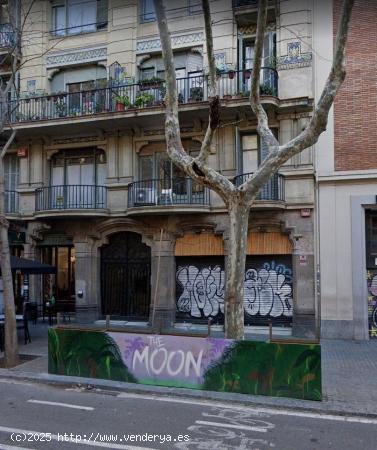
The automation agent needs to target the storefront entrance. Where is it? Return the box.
[100,232,151,320]
[366,210,377,338]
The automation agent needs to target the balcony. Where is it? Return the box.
[5,190,19,214]
[127,177,210,212]
[234,172,285,202]
[35,185,107,215]
[232,0,258,7]
[6,68,278,124]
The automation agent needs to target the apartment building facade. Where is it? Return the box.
[316,0,377,340]
[2,0,318,334]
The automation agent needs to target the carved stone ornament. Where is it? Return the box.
[46,46,107,68]
[137,32,204,53]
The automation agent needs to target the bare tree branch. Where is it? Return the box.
[154,0,235,201]
[249,0,278,150]
[0,129,16,159]
[243,0,354,205]
[197,0,219,164]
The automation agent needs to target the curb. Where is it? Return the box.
[1,368,377,419]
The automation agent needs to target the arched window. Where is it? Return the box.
[139,51,203,101]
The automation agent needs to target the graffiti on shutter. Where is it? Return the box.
[176,257,225,323]
[175,255,293,326]
[244,256,293,326]
[367,270,377,338]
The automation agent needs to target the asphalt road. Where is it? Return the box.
[0,378,375,450]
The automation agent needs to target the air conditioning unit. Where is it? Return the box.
[134,187,156,205]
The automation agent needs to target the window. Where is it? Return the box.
[242,134,258,174]
[4,154,19,192]
[188,0,202,15]
[241,129,278,173]
[140,0,155,22]
[51,0,108,36]
[139,147,203,200]
[4,153,19,213]
[66,78,106,114]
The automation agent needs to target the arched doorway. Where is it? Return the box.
[100,232,151,319]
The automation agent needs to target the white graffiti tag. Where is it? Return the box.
[176,265,225,318]
[244,266,292,317]
[176,262,293,319]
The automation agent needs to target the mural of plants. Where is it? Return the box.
[49,329,321,401]
[203,341,321,401]
[48,329,137,383]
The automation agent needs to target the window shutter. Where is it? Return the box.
[187,52,203,73]
[259,136,269,163]
[97,0,108,28]
[174,53,187,69]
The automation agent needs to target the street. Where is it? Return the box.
[0,378,375,450]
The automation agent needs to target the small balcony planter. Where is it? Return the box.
[139,77,163,91]
[228,70,236,79]
[134,92,154,108]
[233,92,244,99]
[244,69,251,79]
[113,95,132,111]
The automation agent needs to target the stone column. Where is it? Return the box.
[149,232,176,330]
[74,238,100,324]
[290,217,316,339]
[23,224,40,306]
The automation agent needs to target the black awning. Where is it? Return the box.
[7,256,57,274]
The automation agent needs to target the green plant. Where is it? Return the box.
[260,83,275,96]
[134,92,154,107]
[48,329,137,382]
[113,94,132,107]
[266,55,277,70]
[189,86,203,101]
[54,98,67,117]
[139,76,163,84]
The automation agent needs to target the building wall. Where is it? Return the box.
[316,0,377,339]
[333,0,377,171]
[6,0,319,334]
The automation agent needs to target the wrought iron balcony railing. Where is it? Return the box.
[35,185,107,211]
[5,190,19,213]
[233,172,285,201]
[128,177,210,208]
[7,68,278,123]
[232,0,259,7]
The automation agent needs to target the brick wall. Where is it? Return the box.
[334,0,377,171]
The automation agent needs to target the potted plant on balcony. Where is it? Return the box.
[113,94,132,111]
[54,98,67,117]
[260,83,275,96]
[233,91,244,100]
[139,76,163,91]
[189,86,203,102]
[134,92,154,108]
[244,69,252,79]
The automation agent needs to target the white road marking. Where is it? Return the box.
[117,392,377,425]
[27,399,94,411]
[0,425,156,450]
[195,420,268,433]
[0,445,36,450]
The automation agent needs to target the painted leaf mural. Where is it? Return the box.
[49,329,321,401]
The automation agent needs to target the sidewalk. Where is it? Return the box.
[1,322,377,417]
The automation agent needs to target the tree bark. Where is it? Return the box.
[224,196,249,339]
[0,157,19,367]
